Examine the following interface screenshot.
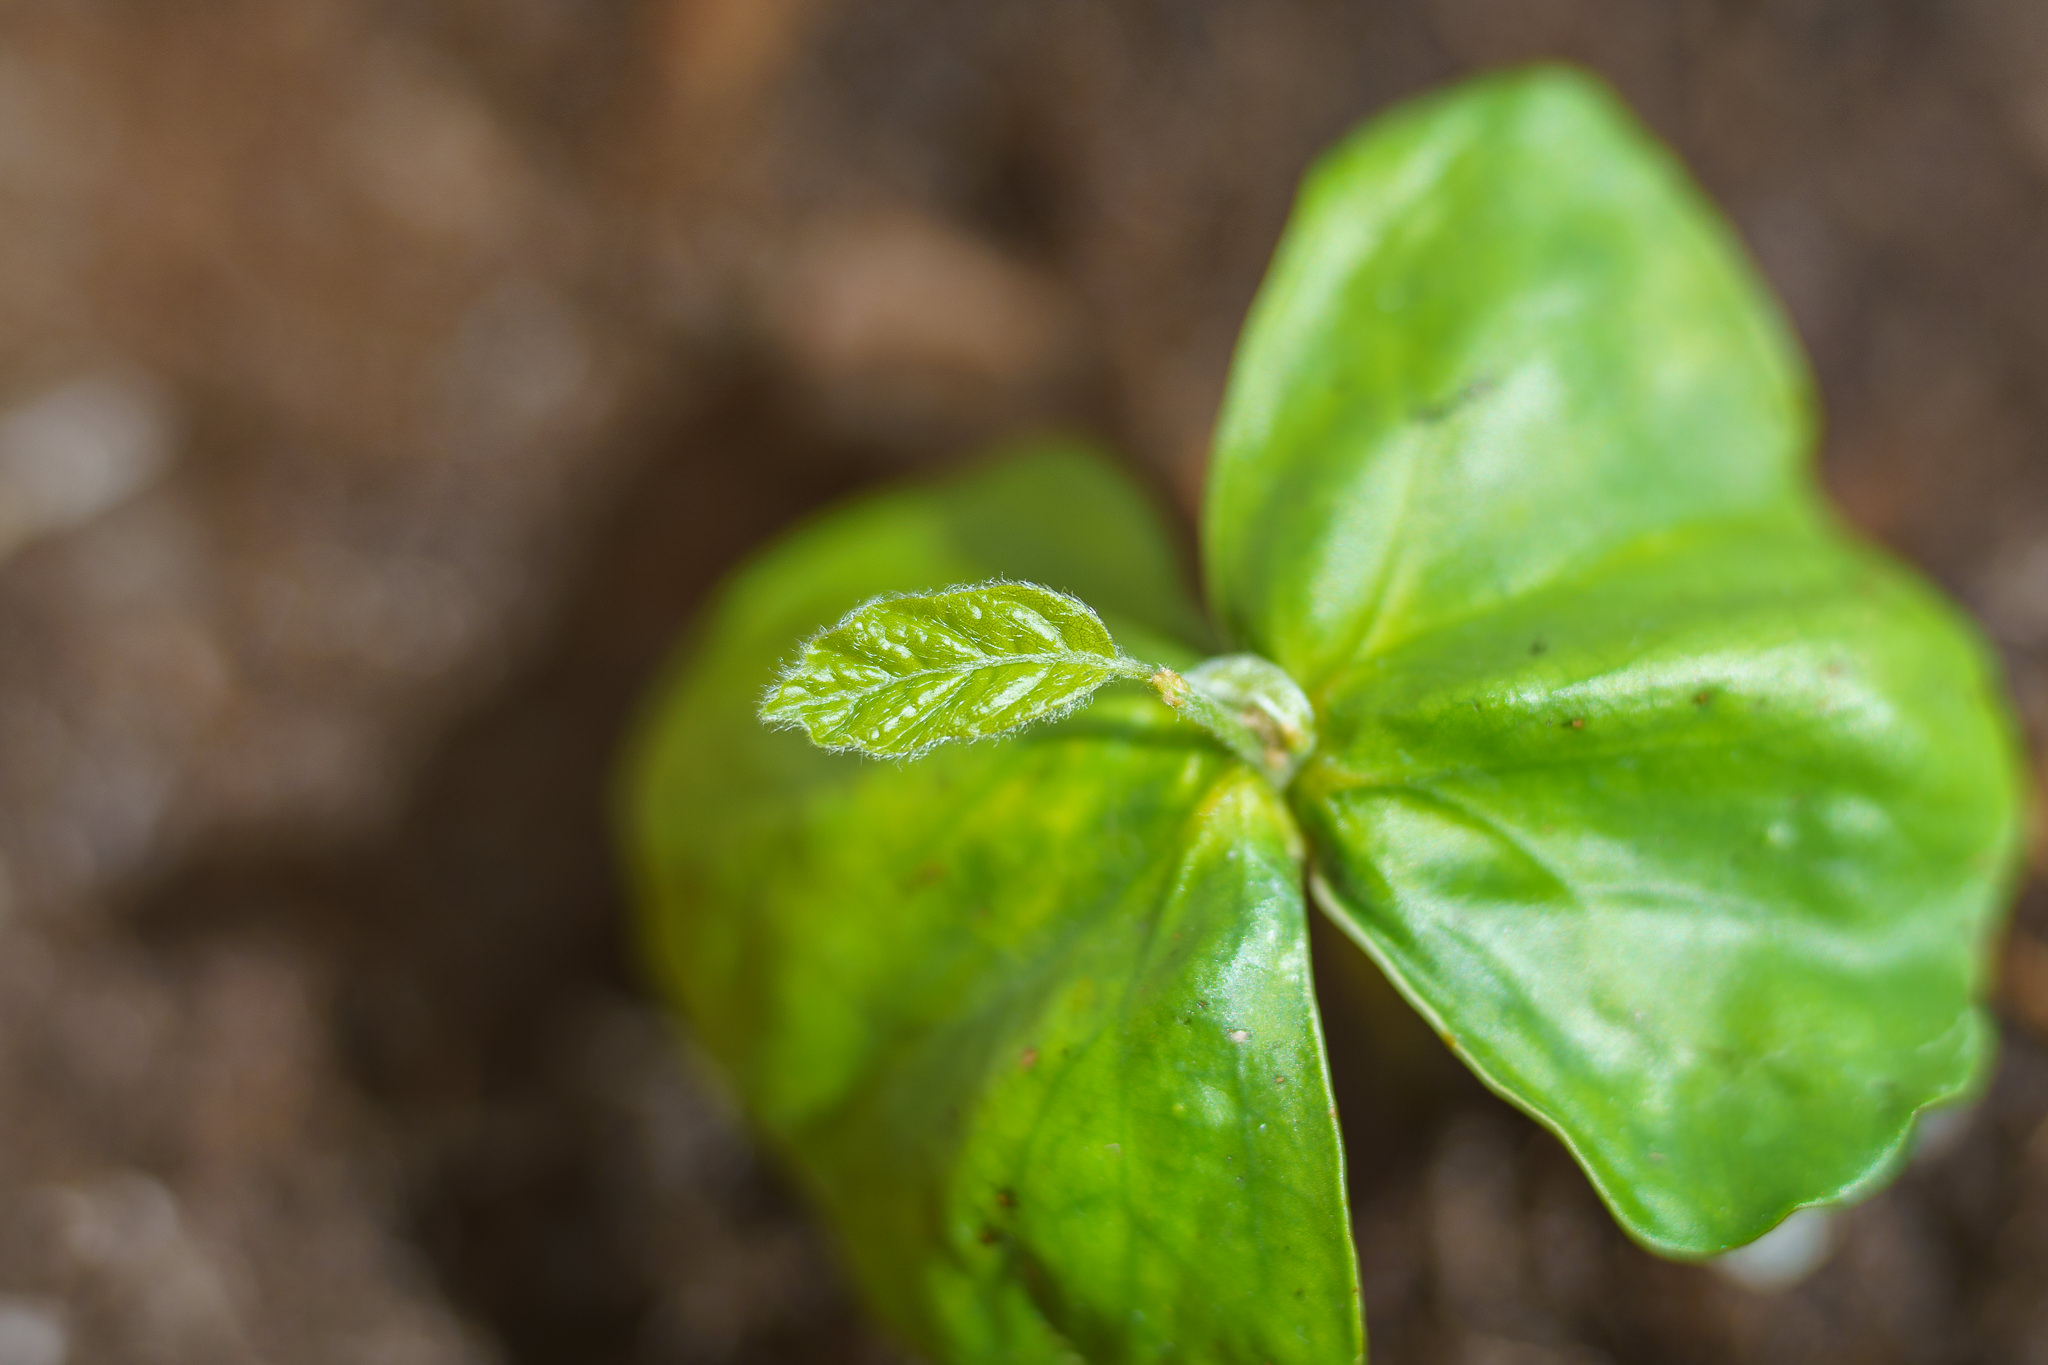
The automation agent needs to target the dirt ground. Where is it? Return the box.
[1,1,2047,1362]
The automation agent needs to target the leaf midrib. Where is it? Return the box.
[817,650,1139,696]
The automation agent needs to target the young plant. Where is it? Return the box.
[622,67,2023,1364]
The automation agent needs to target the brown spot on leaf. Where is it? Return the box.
[1019,1047,1038,1070]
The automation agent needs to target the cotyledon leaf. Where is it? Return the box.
[760,582,1154,758]
[1204,65,1811,691]
[623,444,1363,1362]
[1205,65,2025,1255]
[1293,516,2022,1254]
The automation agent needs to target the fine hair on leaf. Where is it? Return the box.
[758,579,1155,758]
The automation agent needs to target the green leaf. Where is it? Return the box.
[761,582,1153,758]
[1204,65,1811,691]
[1295,517,2022,1254]
[1209,65,2025,1254]
[624,444,1362,1362]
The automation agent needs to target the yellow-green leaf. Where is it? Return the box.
[624,444,1363,1362]
[761,582,1152,758]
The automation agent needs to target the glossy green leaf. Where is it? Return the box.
[1296,516,2021,1253]
[1210,66,2025,1255]
[624,445,1362,1362]
[760,582,1154,758]
[1205,66,1810,690]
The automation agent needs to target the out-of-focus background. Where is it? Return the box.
[0,2,2046,1362]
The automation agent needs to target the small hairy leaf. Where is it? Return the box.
[760,582,1149,757]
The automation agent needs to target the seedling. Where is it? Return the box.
[623,67,2022,1364]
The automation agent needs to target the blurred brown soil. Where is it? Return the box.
[1,2,2048,1362]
